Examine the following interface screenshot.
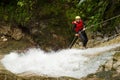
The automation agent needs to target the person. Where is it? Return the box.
[72,16,88,49]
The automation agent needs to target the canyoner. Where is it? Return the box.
[70,16,88,49]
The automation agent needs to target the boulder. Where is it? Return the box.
[104,60,113,71]
[96,37,103,41]
[1,36,8,42]
[113,62,120,69]
[11,28,24,40]
[0,25,24,40]
[113,53,120,73]
[96,32,103,37]
[102,37,109,42]
[0,26,11,35]
[116,66,120,73]
[113,52,120,61]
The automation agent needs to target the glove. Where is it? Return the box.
[83,28,86,31]
[75,34,79,36]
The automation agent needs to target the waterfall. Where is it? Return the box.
[1,43,120,78]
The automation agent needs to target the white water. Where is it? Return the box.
[1,43,120,78]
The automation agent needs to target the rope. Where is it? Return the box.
[68,36,78,48]
[95,14,120,26]
[68,14,120,48]
[86,14,120,30]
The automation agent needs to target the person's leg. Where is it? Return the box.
[82,31,88,47]
[79,31,88,48]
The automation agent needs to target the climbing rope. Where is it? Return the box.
[97,14,120,25]
[68,14,120,48]
[68,36,78,48]
[86,14,120,30]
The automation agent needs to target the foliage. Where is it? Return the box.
[0,0,34,25]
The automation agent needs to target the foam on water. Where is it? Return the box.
[1,43,120,78]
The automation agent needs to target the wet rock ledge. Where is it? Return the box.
[0,69,79,80]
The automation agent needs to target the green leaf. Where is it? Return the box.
[17,1,24,7]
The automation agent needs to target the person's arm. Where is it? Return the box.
[72,21,79,36]
[73,24,79,36]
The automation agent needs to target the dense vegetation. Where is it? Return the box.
[0,0,120,50]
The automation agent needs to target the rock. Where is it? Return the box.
[11,28,24,40]
[81,74,104,80]
[0,25,24,40]
[96,37,103,41]
[98,52,120,72]
[52,34,58,39]
[115,27,120,33]
[0,26,11,35]
[0,70,18,80]
[2,38,7,42]
[103,37,109,42]
[40,22,47,29]
[81,77,103,80]
[93,32,103,41]
[0,70,79,80]
[113,52,120,61]
[104,60,113,71]
[116,66,120,73]
[96,32,103,37]
[31,28,39,34]
[96,52,120,78]
[113,62,120,69]
[1,36,8,42]
[97,65,104,72]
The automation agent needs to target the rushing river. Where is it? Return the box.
[1,43,120,78]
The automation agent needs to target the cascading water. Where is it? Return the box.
[1,43,120,78]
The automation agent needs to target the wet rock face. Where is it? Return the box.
[0,25,24,40]
[11,28,24,40]
[113,52,120,73]
[114,52,120,61]
[0,25,11,35]
[79,51,120,80]
[0,70,79,80]
[104,60,113,71]
[90,52,120,80]
[97,52,120,73]
[0,70,18,80]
